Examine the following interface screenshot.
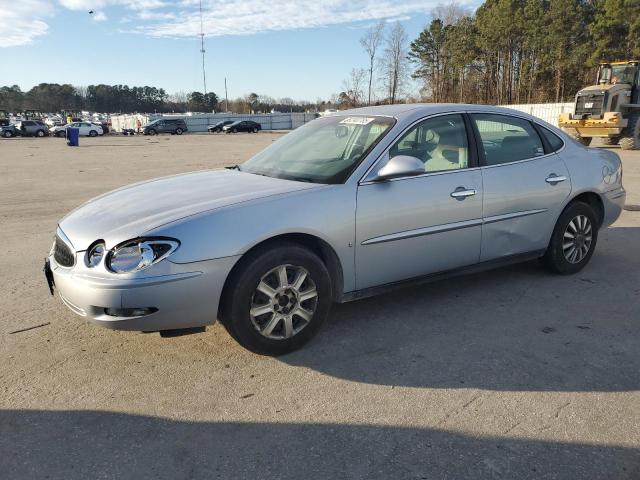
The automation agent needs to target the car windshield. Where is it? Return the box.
[240,115,395,184]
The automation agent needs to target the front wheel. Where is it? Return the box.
[252,127,259,133]
[220,244,332,355]
[602,136,619,146]
[89,130,98,137]
[148,129,156,136]
[541,202,598,274]
[3,130,12,138]
[36,130,45,137]
[175,128,183,135]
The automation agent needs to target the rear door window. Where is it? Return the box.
[472,114,545,166]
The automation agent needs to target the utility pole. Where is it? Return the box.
[199,0,207,95]
[224,77,229,112]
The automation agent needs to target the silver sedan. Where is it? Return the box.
[45,104,626,355]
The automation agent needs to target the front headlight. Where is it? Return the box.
[106,238,180,273]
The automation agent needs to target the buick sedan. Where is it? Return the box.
[45,104,626,355]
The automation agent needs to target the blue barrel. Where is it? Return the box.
[66,127,79,146]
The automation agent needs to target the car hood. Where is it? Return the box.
[59,169,321,251]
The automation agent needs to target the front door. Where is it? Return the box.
[470,113,572,261]
[355,114,483,290]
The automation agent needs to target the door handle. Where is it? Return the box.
[450,187,476,199]
[545,174,567,185]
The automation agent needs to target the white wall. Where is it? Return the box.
[109,112,317,133]
[501,103,574,127]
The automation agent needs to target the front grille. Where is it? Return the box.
[575,93,605,118]
[54,235,75,267]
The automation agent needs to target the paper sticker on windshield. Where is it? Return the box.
[340,117,375,125]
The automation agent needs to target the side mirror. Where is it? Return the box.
[370,155,424,182]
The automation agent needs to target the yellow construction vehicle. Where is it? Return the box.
[559,60,640,149]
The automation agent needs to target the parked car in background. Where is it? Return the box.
[143,118,188,135]
[208,120,234,133]
[15,120,49,137]
[223,120,262,133]
[0,124,19,138]
[51,122,103,137]
[44,104,625,355]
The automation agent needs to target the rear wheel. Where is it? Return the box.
[220,243,332,355]
[619,112,640,150]
[36,129,45,137]
[574,135,592,147]
[542,202,598,274]
[89,130,98,137]
[148,129,156,136]
[3,130,12,138]
[252,127,259,133]
[175,128,183,135]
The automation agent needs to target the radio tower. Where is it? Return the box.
[199,0,207,95]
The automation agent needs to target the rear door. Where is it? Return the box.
[470,113,571,261]
[355,113,483,289]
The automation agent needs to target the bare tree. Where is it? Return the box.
[360,21,385,105]
[432,1,469,26]
[341,68,367,107]
[380,22,409,104]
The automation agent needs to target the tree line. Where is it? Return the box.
[338,0,639,107]
[0,83,317,114]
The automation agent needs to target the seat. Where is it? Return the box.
[425,129,468,172]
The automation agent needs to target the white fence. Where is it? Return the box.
[501,103,574,127]
[109,112,317,133]
[110,103,574,133]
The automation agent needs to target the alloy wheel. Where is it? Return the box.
[563,215,593,264]
[249,264,318,340]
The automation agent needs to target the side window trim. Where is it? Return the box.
[469,112,548,167]
[531,122,566,154]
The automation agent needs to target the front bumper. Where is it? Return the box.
[558,113,627,137]
[49,254,240,331]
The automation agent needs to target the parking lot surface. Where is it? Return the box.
[1,134,639,479]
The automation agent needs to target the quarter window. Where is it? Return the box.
[538,126,564,152]
[389,114,469,173]
[472,114,544,166]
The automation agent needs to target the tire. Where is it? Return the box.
[148,129,156,136]
[36,129,45,137]
[232,128,238,133]
[3,130,12,138]
[602,137,619,146]
[252,127,258,133]
[175,128,183,135]
[220,243,332,355]
[619,112,640,150]
[574,135,592,147]
[541,201,599,275]
[89,130,98,137]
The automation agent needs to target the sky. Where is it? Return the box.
[0,0,480,101]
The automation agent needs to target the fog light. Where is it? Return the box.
[104,307,158,317]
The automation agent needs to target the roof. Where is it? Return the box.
[335,103,539,119]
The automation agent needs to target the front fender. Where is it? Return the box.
[145,184,357,292]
